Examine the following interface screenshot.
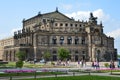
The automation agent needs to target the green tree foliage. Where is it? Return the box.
[43,51,51,61]
[58,47,69,61]
[16,61,23,68]
[16,51,26,68]
[16,51,26,61]
[104,63,109,68]
[118,54,120,58]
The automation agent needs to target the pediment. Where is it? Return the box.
[41,11,73,21]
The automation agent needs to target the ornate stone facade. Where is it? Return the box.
[0,37,14,61]
[1,9,117,62]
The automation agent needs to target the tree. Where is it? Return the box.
[16,51,26,68]
[58,47,69,61]
[16,61,23,68]
[118,54,120,58]
[16,51,26,61]
[43,51,51,61]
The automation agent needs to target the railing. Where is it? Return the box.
[0,69,115,80]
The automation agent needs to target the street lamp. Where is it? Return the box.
[96,53,99,62]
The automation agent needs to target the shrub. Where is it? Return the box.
[104,63,109,68]
[51,62,55,65]
[16,61,23,68]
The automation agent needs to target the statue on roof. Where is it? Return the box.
[38,11,42,16]
[55,7,59,12]
[89,12,97,24]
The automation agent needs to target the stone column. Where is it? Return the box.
[33,33,37,60]
[88,33,92,61]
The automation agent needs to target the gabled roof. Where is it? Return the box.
[24,10,73,22]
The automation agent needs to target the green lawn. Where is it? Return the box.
[20,75,120,80]
[0,62,69,68]
[0,72,66,77]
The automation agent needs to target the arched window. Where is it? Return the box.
[53,55,57,61]
[55,23,58,26]
[60,23,63,26]
[67,36,72,44]
[70,24,73,26]
[75,37,79,45]
[75,50,78,54]
[53,50,57,54]
[52,36,57,44]
[60,36,64,45]
[81,37,85,44]
[65,23,68,26]
[75,24,77,27]
[82,51,86,60]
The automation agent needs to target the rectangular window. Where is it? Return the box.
[52,39,57,44]
[81,37,85,44]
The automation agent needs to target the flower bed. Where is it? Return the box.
[0,69,66,77]
[97,68,120,70]
[96,68,120,72]
[4,69,36,73]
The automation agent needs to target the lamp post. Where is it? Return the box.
[110,52,114,74]
[96,53,99,62]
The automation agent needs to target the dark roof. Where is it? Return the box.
[24,10,73,22]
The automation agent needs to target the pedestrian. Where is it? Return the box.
[92,61,94,68]
[78,60,80,67]
[110,61,115,69]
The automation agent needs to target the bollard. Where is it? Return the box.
[66,70,68,74]
[73,72,75,76]
[34,71,36,79]
[88,71,91,75]
[10,76,12,80]
[55,74,57,77]
[111,69,113,74]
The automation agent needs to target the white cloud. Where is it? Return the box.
[65,11,90,21]
[65,9,110,22]
[0,27,22,40]
[106,28,120,38]
[93,9,110,22]
[65,9,120,39]
[11,27,22,35]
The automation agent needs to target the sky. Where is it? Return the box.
[0,0,120,53]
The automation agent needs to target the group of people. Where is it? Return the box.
[78,60,86,68]
[92,61,99,69]
[91,60,115,69]
[57,60,70,66]
[109,61,115,68]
